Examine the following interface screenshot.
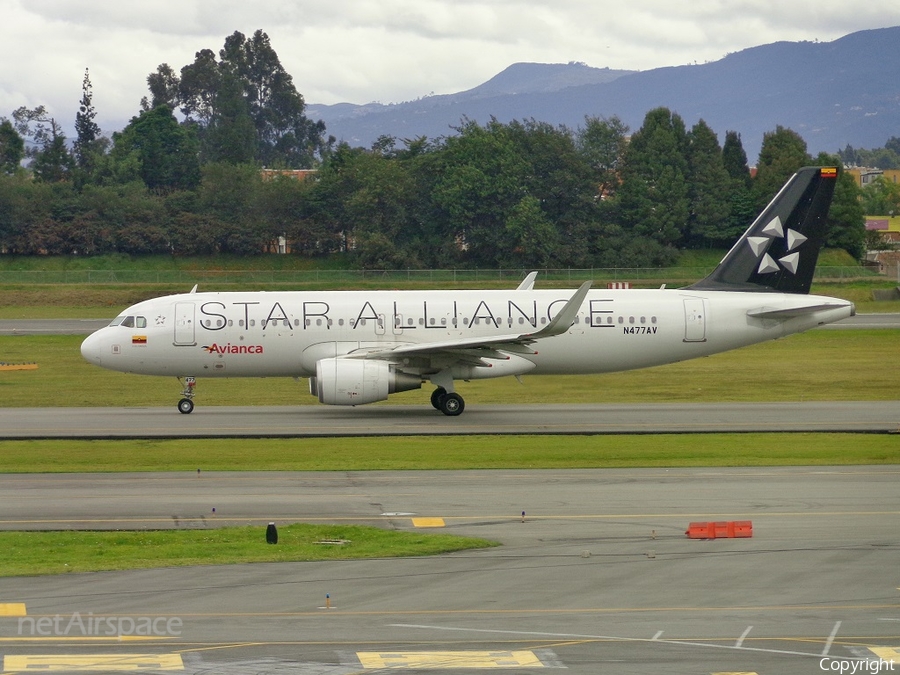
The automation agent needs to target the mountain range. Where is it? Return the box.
[307,27,900,161]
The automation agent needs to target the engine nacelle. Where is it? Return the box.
[315,358,422,406]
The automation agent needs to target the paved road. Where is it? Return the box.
[0,467,898,673]
[1,400,899,438]
[0,318,110,335]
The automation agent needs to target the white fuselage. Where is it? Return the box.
[80,287,854,380]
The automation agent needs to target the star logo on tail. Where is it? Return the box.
[746,216,808,276]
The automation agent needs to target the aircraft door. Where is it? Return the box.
[683,297,707,342]
[174,302,196,346]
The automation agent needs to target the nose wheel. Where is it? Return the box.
[177,376,196,414]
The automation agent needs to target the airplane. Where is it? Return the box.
[81,166,854,416]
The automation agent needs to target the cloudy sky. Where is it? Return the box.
[2,0,899,135]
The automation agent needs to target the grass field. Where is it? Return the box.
[0,524,498,577]
[0,434,897,473]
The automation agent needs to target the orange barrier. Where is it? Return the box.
[686,520,752,539]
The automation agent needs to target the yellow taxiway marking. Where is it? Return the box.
[868,647,900,661]
[358,650,543,669]
[411,517,445,528]
[2,653,183,671]
[0,604,26,617]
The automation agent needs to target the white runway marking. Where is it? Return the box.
[390,623,828,659]
[821,620,842,657]
[736,625,753,648]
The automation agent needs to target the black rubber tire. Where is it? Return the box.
[430,387,447,410]
[177,398,194,414]
[439,392,465,416]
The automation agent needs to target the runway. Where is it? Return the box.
[1,400,899,438]
[1,467,898,673]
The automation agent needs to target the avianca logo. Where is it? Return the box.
[202,343,264,355]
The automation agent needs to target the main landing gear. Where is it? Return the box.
[177,376,196,414]
[430,387,465,416]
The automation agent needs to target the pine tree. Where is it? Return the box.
[617,107,690,247]
[74,68,102,171]
[685,120,731,247]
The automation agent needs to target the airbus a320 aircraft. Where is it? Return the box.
[81,167,853,416]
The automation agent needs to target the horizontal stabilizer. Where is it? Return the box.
[747,303,854,319]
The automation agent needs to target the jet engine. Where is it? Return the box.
[314,358,422,405]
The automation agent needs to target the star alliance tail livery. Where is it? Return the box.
[81,167,853,416]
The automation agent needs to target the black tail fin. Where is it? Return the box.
[686,166,838,294]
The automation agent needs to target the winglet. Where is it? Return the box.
[516,271,538,291]
[527,280,592,339]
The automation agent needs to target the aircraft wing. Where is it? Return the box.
[352,281,592,362]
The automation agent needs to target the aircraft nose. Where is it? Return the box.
[80,331,103,366]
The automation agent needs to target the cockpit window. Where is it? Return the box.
[108,315,147,328]
[109,315,136,328]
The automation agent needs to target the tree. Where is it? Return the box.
[146,30,327,168]
[112,106,200,192]
[860,175,900,215]
[429,119,529,266]
[721,131,756,241]
[722,131,752,188]
[812,155,865,259]
[74,68,101,169]
[178,50,220,126]
[617,107,690,247]
[685,120,731,247]
[144,63,180,111]
[753,126,810,210]
[12,106,73,182]
[202,70,257,164]
[0,119,24,174]
[197,162,268,254]
[576,116,628,199]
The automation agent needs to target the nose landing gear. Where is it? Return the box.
[177,376,196,414]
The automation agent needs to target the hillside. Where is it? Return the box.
[308,27,900,160]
